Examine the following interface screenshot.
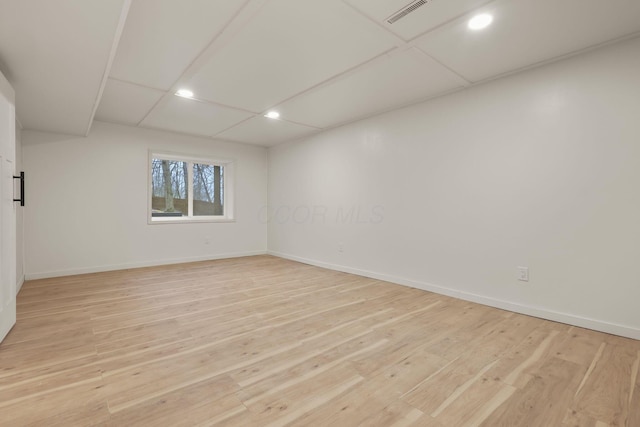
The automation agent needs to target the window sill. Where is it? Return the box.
[148,217,236,225]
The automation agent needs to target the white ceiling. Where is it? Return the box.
[0,0,128,135]
[1,0,640,146]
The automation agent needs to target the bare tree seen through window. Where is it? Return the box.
[151,158,223,217]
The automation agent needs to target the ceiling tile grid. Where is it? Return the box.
[109,0,247,91]
[185,0,400,113]
[217,115,320,147]
[0,0,128,135]
[2,0,640,145]
[274,47,469,129]
[95,78,164,125]
[141,96,253,137]
[414,0,640,82]
[344,0,493,41]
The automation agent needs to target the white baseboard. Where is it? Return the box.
[16,275,25,294]
[24,251,268,280]
[269,251,640,341]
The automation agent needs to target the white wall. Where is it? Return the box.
[268,37,640,339]
[23,121,267,279]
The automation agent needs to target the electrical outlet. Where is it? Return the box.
[338,242,344,253]
[204,237,211,245]
[517,266,529,282]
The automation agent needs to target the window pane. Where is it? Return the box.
[151,159,188,217]
[193,163,224,216]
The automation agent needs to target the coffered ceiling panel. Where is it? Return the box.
[109,0,246,90]
[0,0,127,135]
[416,0,640,83]
[3,0,640,146]
[186,0,398,113]
[345,0,491,41]
[95,79,164,125]
[217,116,319,146]
[141,97,252,137]
[275,48,468,129]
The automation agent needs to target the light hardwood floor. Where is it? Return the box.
[1,255,639,426]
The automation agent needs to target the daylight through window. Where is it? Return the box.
[150,153,233,222]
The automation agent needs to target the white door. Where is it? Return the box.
[0,89,16,343]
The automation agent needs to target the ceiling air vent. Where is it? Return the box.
[386,0,429,24]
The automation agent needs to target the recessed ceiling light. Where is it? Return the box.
[264,111,280,119]
[175,89,194,98]
[468,13,493,30]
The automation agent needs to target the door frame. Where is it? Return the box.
[0,73,17,344]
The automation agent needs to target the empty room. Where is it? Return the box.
[1,0,640,425]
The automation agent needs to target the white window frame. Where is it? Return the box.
[148,151,235,224]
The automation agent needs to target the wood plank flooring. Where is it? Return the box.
[1,255,639,426]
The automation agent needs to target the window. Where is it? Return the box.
[149,152,234,223]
